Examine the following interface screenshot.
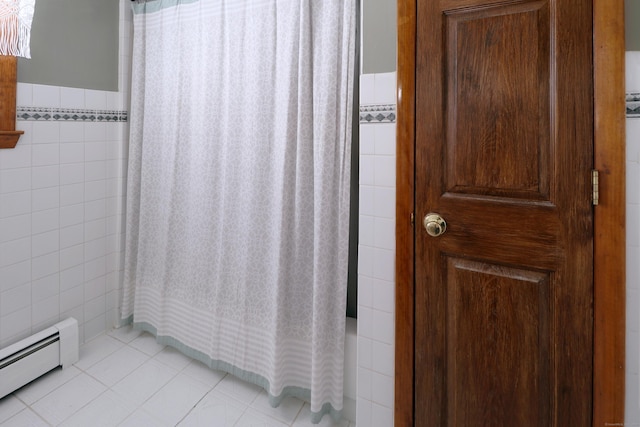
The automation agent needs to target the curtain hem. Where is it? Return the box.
[131,0,198,15]
[118,316,345,424]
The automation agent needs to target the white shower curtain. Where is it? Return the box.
[122,0,355,422]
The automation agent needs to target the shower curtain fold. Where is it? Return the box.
[121,0,355,422]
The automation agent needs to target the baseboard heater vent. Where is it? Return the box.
[0,318,79,399]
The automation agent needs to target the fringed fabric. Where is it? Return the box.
[0,0,35,58]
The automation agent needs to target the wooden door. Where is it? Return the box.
[413,0,594,425]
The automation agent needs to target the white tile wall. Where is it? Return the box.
[0,0,131,347]
[627,51,640,94]
[357,72,396,426]
[627,50,640,426]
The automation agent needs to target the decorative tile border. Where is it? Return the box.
[360,104,396,124]
[16,106,128,122]
[15,96,636,122]
[360,98,640,119]
[628,93,640,117]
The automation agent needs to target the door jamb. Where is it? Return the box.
[394,0,626,425]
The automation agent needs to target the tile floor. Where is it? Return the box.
[0,326,356,427]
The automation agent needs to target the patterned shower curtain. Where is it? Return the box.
[121,0,355,422]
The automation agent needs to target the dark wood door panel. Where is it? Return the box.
[445,1,550,199]
[414,0,594,424]
[436,195,560,270]
[397,0,625,425]
[446,258,551,426]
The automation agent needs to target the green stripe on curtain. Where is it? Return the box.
[131,0,199,15]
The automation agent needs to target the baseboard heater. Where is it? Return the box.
[0,318,79,399]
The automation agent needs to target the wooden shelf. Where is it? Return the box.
[0,55,22,149]
[0,130,24,149]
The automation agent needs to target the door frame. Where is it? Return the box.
[394,0,626,425]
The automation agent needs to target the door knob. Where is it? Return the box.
[423,213,446,237]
